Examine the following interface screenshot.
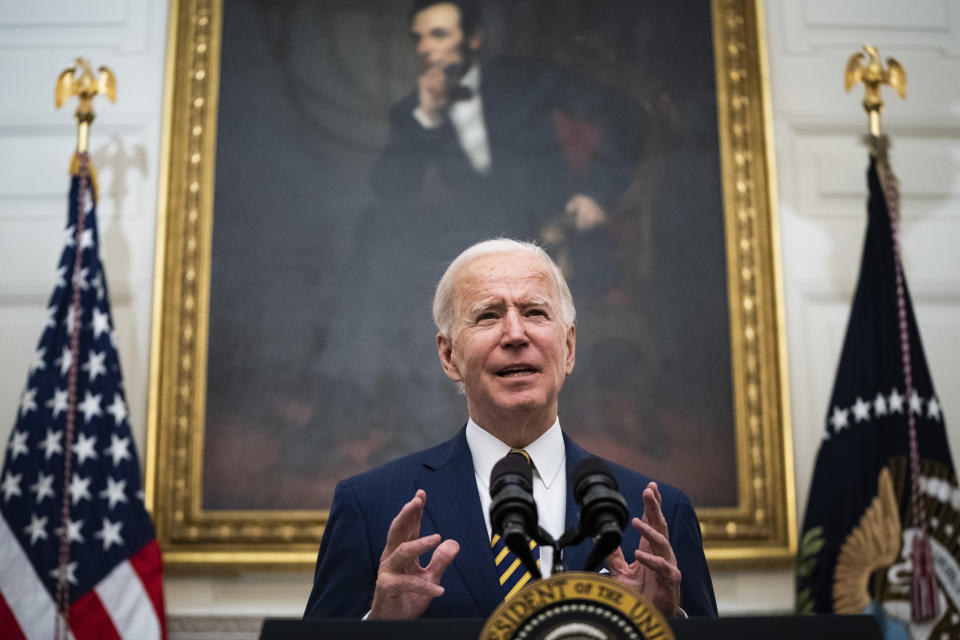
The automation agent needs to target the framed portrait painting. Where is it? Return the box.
[148,0,794,569]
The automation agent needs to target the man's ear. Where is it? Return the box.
[437,333,463,382]
[467,30,483,53]
[564,325,576,375]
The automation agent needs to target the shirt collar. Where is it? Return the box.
[466,417,565,491]
[459,63,481,92]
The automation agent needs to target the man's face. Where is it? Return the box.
[410,2,481,71]
[437,252,576,430]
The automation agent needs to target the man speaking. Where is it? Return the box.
[303,239,716,619]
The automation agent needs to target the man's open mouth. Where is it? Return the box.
[496,366,538,377]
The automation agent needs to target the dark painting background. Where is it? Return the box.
[203,0,735,510]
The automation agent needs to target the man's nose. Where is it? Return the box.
[416,38,431,58]
[500,311,528,347]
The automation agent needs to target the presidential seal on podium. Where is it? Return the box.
[480,572,675,640]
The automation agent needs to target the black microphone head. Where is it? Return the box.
[572,457,618,502]
[489,452,537,539]
[573,456,628,546]
[491,451,532,493]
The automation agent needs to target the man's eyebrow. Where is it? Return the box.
[467,299,502,316]
[519,298,549,308]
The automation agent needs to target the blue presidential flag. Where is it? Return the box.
[796,139,957,639]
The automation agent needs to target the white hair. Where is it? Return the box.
[432,238,576,338]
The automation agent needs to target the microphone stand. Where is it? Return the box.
[533,527,565,575]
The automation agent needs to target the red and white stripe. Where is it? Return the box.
[0,516,166,640]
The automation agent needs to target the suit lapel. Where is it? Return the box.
[418,428,502,616]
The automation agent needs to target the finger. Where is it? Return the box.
[643,482,662,511]
[641,486,668,533]
[383,491,426,553]
[634,549,682,583]
[634,519,675,560]
[377,571,446,599]
[425,538,460,581]
[386,533,443,570]
[605,545,628,572]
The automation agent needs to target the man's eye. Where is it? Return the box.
[528,309,547,317]
[477,312,497,321]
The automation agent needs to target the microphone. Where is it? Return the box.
[573,457,629,572]
[489,452,542,579]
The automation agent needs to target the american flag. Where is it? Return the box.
[0,154,166,639]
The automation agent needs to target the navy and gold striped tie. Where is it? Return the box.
[491,448,540,600]
[491,532,540,600]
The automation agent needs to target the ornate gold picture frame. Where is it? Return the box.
[147,0,794,570]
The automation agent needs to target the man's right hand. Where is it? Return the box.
[417,67,450,125]
[368,489,460,620]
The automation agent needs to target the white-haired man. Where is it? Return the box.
[304,239,716,619]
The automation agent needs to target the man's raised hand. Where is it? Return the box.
[605,482,682,617]
[369,490,460,620]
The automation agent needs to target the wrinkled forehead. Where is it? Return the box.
[452,252,558,309]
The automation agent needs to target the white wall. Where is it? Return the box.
[0,0,958,628]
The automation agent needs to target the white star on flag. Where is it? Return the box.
[92,307,111,338]
[8,430,29,460]
[54,265,67,288]
[73,432,98,465]
[57,345,73,376]
[28,347,46,374]
[830,407,849,431]
[873,392,888,417]
[107,394,128,425]
[888,388,904,413]
[68,474,92,505]
[19,387,37,417]
[61,225,75,248]
[66,305,78,334]
[78,391,103,423]
[82,350,107,382]
[91,271,105,300]
[29,471,55,504]
[104,434,132,466]
[45,304,57,329]
[80,228,94,249]
[46,388,69,418]
[55,518,85,544]
[1,471,22,502]
[39,429,63,460]
[909,391,923,415]
[73,266,90,291]
[99,476,128,509]
[928,397,942,421]
[23,513,48,545]
[94,517,124,551]
[48,561,78,586]
[852,397,871,423]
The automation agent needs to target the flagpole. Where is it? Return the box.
[51,58,116,640]
[845,45,940,624]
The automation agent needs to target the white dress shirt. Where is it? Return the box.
[412,64,492,174]
[465,417,567,577]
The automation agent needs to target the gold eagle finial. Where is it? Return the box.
[55,58,116,153]
[845,45,906,137]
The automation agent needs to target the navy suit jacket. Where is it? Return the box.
[304,428,717,618]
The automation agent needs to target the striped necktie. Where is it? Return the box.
[491,448,540,600]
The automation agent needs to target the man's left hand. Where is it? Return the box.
[605,482,682,617]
